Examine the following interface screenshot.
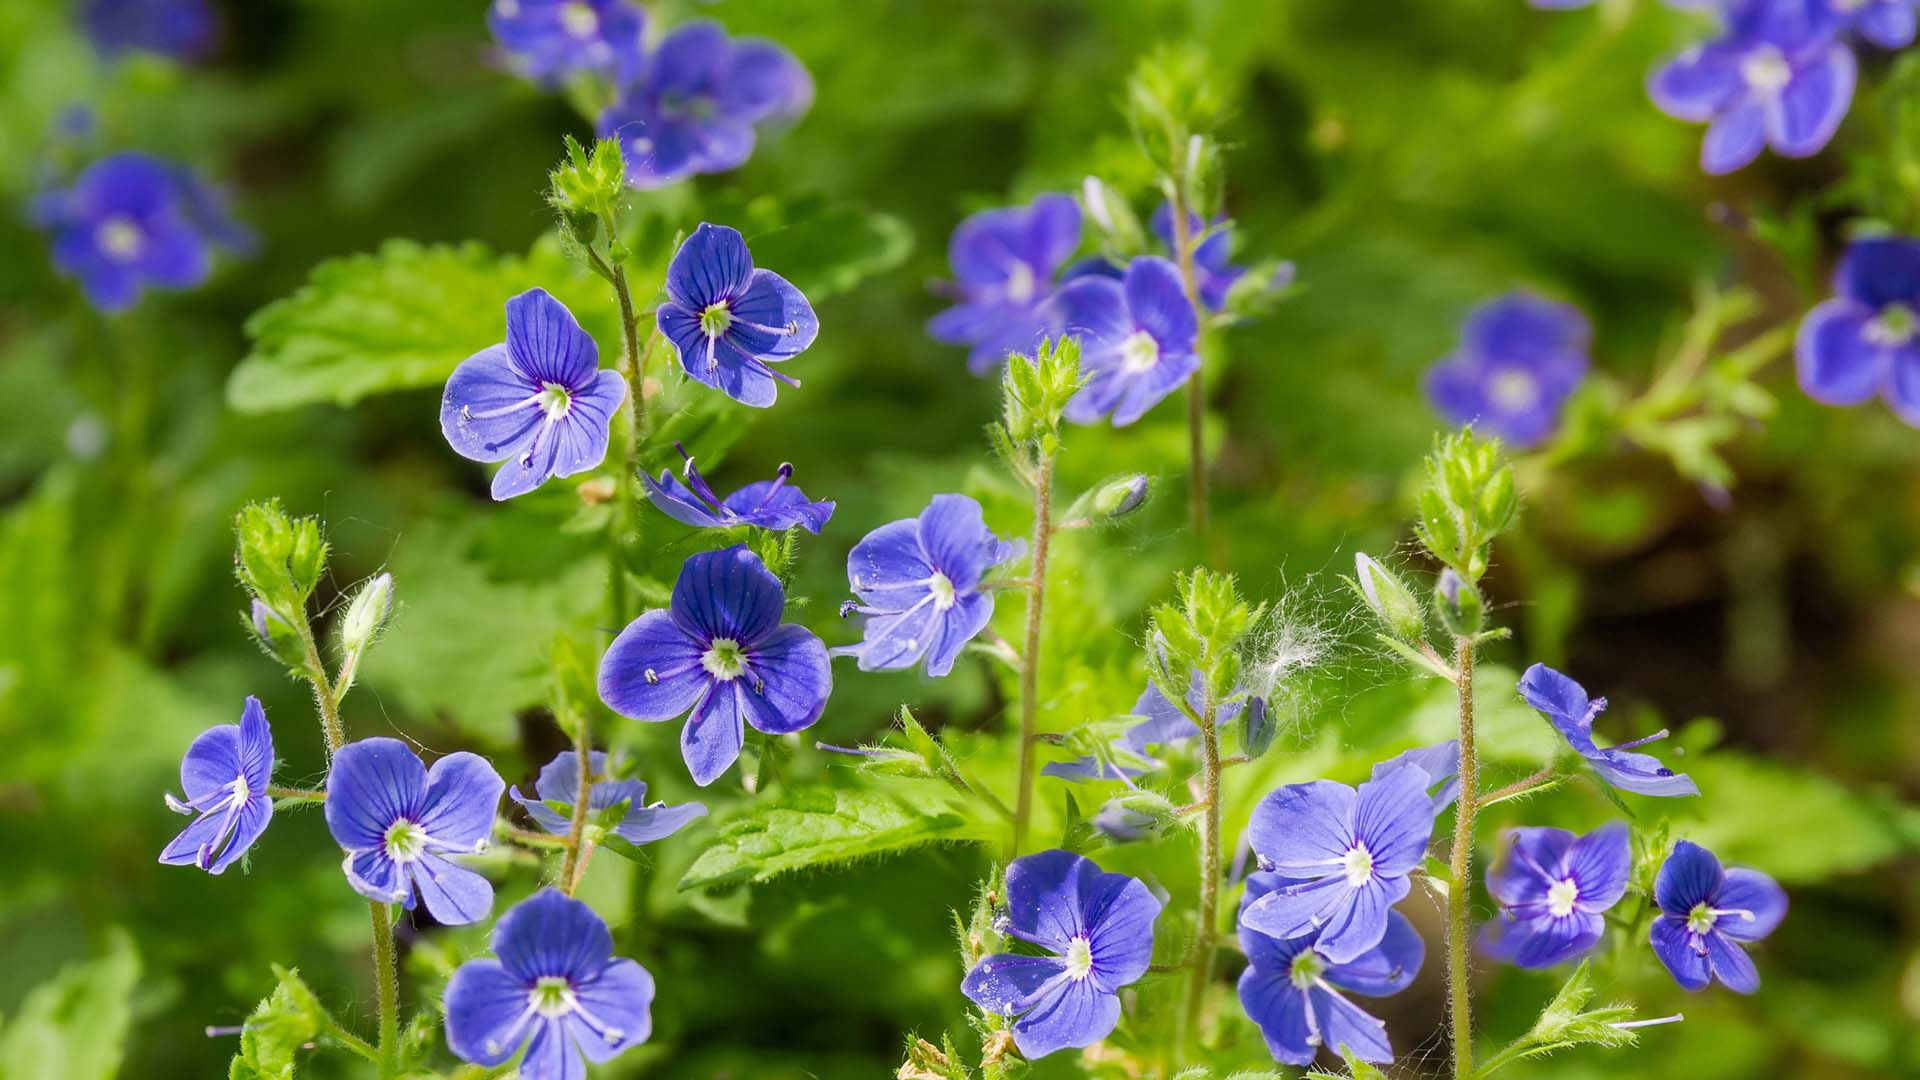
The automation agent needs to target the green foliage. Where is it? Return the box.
[1477,961,1643,1077]
[1304,1046,1386,1079]
[0,929,139,1080]
[233,498,328,629]
[547,134,627,237]
[227,966,324,1080]
[1001,335,1084,446]
[679,788,977,889]
[1350,551,1426,645]
[1415,429,1518,584]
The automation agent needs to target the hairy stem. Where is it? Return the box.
[266,785,325,802]
[598,214,648,627]
[1010,449,1056,858]
[1183,699,1223,1055]
[1447,637,1479,1080]
[1167,189,1210,547]
[559,713,595,895]
[1480,764,1556,806]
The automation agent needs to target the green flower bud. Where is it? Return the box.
[1352,553,1426,644]
[339,572,394,656]
[1435,568,1484,638]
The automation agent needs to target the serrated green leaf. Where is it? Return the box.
[678,787,973,890]
[0,929,139,1080]
[231,965,323,1080]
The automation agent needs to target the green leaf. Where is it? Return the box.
[0,929,139,1080]
[678,787,973,890]
[1686,753,1911,885]
[1303,1046,1386,1078]
[229,237,611,412]
[1476,960,1642,1076]
[230,965,324,1080]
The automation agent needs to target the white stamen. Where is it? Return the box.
[1547,878,1579,918]
[1119,330,1160,374]
[1740,46,1793,97]
[1341,843,1374,887]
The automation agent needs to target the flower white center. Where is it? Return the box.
[384,819,427,862]
[1686,901,1717,935]
[495,0,519,16]
[95,215,145,261]
[537,382,572,419]
[1004,262,1036,305]
[1342,843,1374,887]
[1119,330,1160,374]
[1488,369,1539,412]
[560,2,599,38]
[1547,878,1580,918]
[702,637,746,680]
[1867,302,1917,346]
[1063,937,1094,980]
[1741,46,1792,97]
[530,976,577,1018]
[1288,948,1325,990]
[928,571,957,612]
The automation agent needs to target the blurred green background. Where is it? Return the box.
[1,0,1916,1077]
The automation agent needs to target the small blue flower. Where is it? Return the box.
[1043,673,1252,783]
[599,545,832,786]
[324,738,506,925]
[928,194,1082,376]
[640,441,834,532]
[1480,823,1631,969]
[1242,763,1437,964]
[835,494,1024,677]
[445,887,655,1079]
[1147,202,1278,313]
[655,223,819,408]
[159,696,274,874]
[81,0,216,62]
[1649,0,1855,174]
[1237,872,1424,1067]
[1518,663,1700,797]
[1425,291,1589,449]
[510,750,706,844]
[440,288,628,500]
[1047,256,1200,427]
[1649,840,1787,993]
[1795,235,1920,426]
[598,20,811,188]
[1824,0,1918,49]
[30,152,247,312]
[489,0,646,85]
[961,850,1162,1059]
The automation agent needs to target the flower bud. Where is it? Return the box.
[339,572,394,656]
[1093,474,1150,519]
[1353,553,1426,644]
[1080,175,1147,256]
[1239,696,1275,759]
[1435,568,1484,638]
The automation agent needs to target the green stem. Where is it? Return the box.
[1009,448,1056,858]
[1167,188,1210,548]
[1479,765,1557,806]
[266,785,325,802]
[1447,637,1479,1080]
[1182,698,1223,1056]
[592,215,648,627]
[559,711,595,894]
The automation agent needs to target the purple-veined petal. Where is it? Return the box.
[1310,984,1395,1064]
[948,206,1037,290]
[1003,848,1099,951]
[1084,875,1162,989]
[1124,256,1198,354]
[1649,43,1743,123]
[726,268,818,358]
[847,518,934,599]
[1650,916,1712,990]
[1655,840,1725,914]
[961,953,1069,1016]
[131,214,210,287]
[444,958,532,1066]
[178,724,242,805]
[1238,967,1315,1065]
[325,738,427,852]
[1486,827,1574,907]
[1766,43,1854,158]
[1046,276,1132,354]
[1315,874,1411,966]
[1837,235,1920,306]
[495,888,616,981]
[666,222,755,310]
[680,683,745,787]
[641,468,727,528]
[409,852,494,926]
[1566,822,1632,911]
[1248,780,1357,873]
[1009,976,1120,1059]
[568,957,655,1060]
[1106,350,1199,427]
[1796,300,1888,405]
[1588,746,1699,797]
[1702,99,1768,174]
[1715,868,1788,941]
[721,477,834,533]
[920,592,995,678]
[418,751,506,852]
[237,696,274,795]
[917,493,1010,591]
[1511,911,1604,969]
[1351,761,1436,875]
[1239,873,1350,942]
[671,543,786,644]
[1706,931,1761,992]
[505,288,599,388]
[1326,911,1425,996]
[511,785,572,834]
[1465,291,1590,362]
[1372,740,1461,813]
[598,610,710,721]
[841,594,941,672]
[1121,676,1206,752]
[613,801,708,845]
[544,368,625,481]
[719,36,812,121]
[441,345,540,464]
[1024,193,1083,278]
[684,331,780,407]
[345,847,410,905]
[518,1017,584,1080]
[736,623,831,735]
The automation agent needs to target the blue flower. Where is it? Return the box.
[1794,235,1920,426]
[1425,291,1589,449]
[1043,673,1251,783]
[640,441,834,532]
[1649,840,1787,993]
[1047,256,1200,427]
[598,20,811,188]
[1649,0,1855,174]
[960,850,1161,1059]
[1147,202,1295,313]
[160,696,274,874]
[1825,0,1918,48]
[324,738,506,925]
[489,0,646,85]
[1480,823,1631,970]
[440,288,628,501]
[655,223,819,407]
[928,194,1082,376]
[1242,763,1437,964]
[1371,740,1461,813]
[445,888,655,1079]
[509,750,706,844]
[30,152,247,312]
[835,494,1024,677]
[81,0,215,62]
[1518,663,1700,797]
[1237,872,1424,1067]
[599,545,832,786]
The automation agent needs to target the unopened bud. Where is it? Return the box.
[1094,474,1150,519]
[1353,553,1425,643]
[1435,568,1484,638]
[340,573,394,655]
[1239,696,1274,759]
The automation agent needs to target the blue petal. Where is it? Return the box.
[1350,758,1436,876]
[961,952,1068,1016]
[846,518,934,599]
[505,288,599,388]
[680,683,745,787]
[671,544,786,644]
[613,801,708,845]
[1485,827,1574,908]
[1858,0,1918,48]
[1371,740,1460,813]
[1315,874,1410,966]
[494,887,616,982]
[917,493,1017,591]
[1310,984,1395,1064]
[1009,975,1119,1060]
[569,957,655,1060]
[1588,745,1698,797]
[345,847,410,905]
[719,37,812,121]
[1463,291,1590,363]
[1766,43,1854,158]
[1649,43,1743,123]
[1239,873,1349,941]
[519,1017,584,1080]
[418,751,506,852]
[444,957,529,1066]
[1707,931,1761,993]
[1326,911,1425,996]
[1702,99,1767,175]
[666,223,755,310]
[1837,234,1920,307]
[1517,663,1601,753]
[325,738,427,852]
[441,344,539,465]
[738,623,831,734]
[1715,868,1788,942]
[1890,349,1920,426]
[1650,916,1712,991]
[1248,779,1356,873]
[920,592,995,677]
[178,723,242,805]
[1425,354,1490,427]
[721,478,834,533]
[598,610,711,722]
[1796,300,1887,406]
[409,852,494,926]
[1484,910,1603,969]
[1566,822,1633,911]
[725,268,818,359]
[1655,840,1725,915]
[641,468,728,528]
[1085,873,1162,989]
[1237,967,1315,1065]
[237,696,274,795]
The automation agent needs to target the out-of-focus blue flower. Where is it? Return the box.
[30,152,249,312]
[835,494,1024,677]
[961,850,1161,1059]
[1518,664,1700,797]
[929,194,1083,376]
[509,750,706,844]
[160,696,273,874]
[1649,840,1787,993]
[641,441,834,532]
[489,0,647,85]
[656,223,818,407]
[599,545,832,786]
[1795,235,1920,426]
[1480,823,1631,969]
[440,288,627,500]
[1824,0,1918,48]
[1043,673,1251,783]
[1425,291,1589,449]
[324,738,505,925]
[445,888,654,1078]
[81,0,215,62]
[1242,763,1437,964]
[1046,256,1199,427]
[1370,740,1461,813]
[1236,871,1424,1066]
[598,20,811,188]
[1649,0,1855,174]
[1148,203,1273,312]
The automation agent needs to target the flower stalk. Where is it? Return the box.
[1183,696,1223,1054]
[1166,186,1211,547]
[1447,635,1479,1080]
[1010,447,1056,858]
